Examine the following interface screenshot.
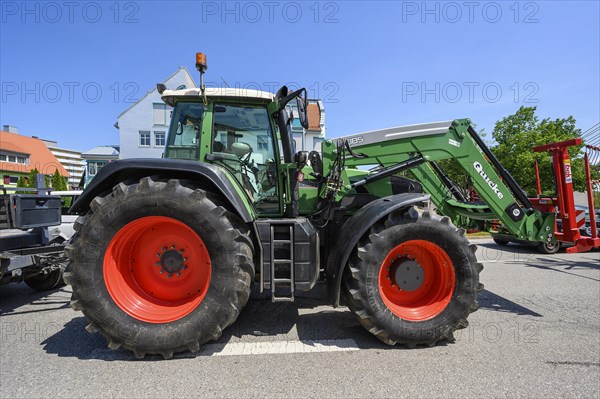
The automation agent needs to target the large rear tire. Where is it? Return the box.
[64,177,254,359]
[342,207,483,347]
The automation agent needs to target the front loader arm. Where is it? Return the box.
[325,119,555,244]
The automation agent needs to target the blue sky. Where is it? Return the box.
[1,1,599,151]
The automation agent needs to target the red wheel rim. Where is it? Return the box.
[378,240,455,321]
[103,216,211,323]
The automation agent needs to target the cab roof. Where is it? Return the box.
[161,87,274,106]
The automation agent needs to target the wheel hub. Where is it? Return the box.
[160,249,185,275]
[391,258,424,292]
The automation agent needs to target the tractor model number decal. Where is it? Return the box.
[473,161,504,200]
[347,136,364,146]
[564,161,572,183]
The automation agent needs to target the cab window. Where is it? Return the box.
[165,102,205,160]
[211,104,279,214]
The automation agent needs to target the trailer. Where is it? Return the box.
[0,175,65,290]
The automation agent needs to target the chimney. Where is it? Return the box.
[2,125,19,134]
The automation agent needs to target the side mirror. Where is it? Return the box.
[296,90,309,130]
[231,142,252,158]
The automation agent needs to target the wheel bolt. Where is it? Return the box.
[156,253,160,257]
[162,247,167,252]
[184,257,188,261]
[159,270,164,274]
[154,262,159,266]
[176,272,181,276]
[171,245,175,249]
[183,265,187,270]
[386,276,390,280]
[168,273,172,278]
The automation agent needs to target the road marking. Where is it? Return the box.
[197,339,360,357]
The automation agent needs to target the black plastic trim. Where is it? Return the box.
[70,159,253,223]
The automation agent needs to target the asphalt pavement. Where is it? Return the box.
[1,239,598,398]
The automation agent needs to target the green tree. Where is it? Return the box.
[16,176,28,188]
[492,106,587,195]
[26,168,41,188]
[51,169,68,191]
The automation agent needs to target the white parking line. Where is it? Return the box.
[197,339,360,357]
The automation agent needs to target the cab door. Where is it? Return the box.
[210,103,281,215]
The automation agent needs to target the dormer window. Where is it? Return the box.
[0,151,29,165]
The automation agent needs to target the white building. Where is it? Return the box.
[115,68,326,158]
[288,99,326,152]
[115,67,197,159]
[40,138,85,189]
[81,145,120,187]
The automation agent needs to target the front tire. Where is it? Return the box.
[343,207,483,347]
[65,177,254,359]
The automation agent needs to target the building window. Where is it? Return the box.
[257,135,269,151]
[153,103,168,125]
[154,131,166,147]
[88,163,97,176]
[9,176,18,184]
[87,161,107,176]
[0,153,29,164]
[3,175,9,185]
[139,131,151,147]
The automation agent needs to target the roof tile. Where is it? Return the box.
[0,131,69,177]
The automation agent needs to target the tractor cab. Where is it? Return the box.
[158,53,310,217]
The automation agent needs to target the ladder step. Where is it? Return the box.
[272,296,294,302]
[269,224,295,302]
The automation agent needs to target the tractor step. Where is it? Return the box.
[270,224,295,302]
[254,218,320,302]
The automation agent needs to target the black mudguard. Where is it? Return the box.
[327,193,430,307]
[70,159,254,223]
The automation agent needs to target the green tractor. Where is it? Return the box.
[65,53,505,358]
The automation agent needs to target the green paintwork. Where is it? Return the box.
[163,93,553,245]
[320,119,555,244]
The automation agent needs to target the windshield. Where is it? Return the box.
[165,102,205,160]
